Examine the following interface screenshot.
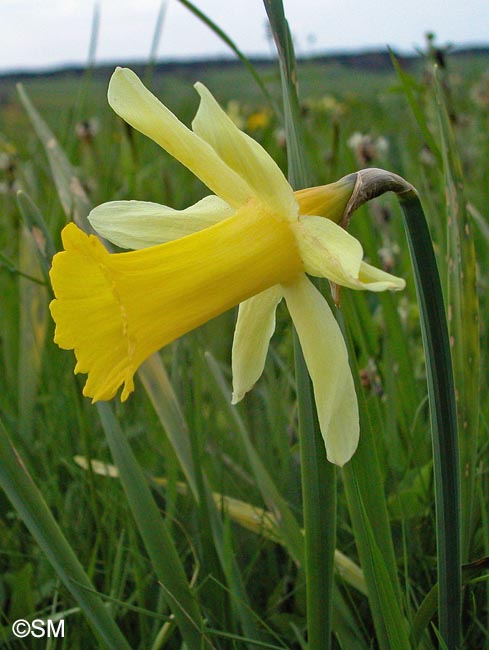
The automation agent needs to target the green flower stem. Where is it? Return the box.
[343,168,461,647]
[398,190,461,649]
[263,1,336,647]
[293,336,336,649]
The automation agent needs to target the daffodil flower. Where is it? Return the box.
[49,68,405,465]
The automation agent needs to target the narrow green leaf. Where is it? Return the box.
[138,355,198,499]
[389,51,442,165]
[467,202,489,246]
[412,583,439,647]
[0,417,131,649]
[293,333,337,650]
[145,1,168,85]
[200,485,263,644]
[139,355,261,641]
[263,0,312,187]
[17,226,48,440]
[16,190,57,268]
[353,494,411,649]
[17,84,91,230]
[434,68,480,562]
[411,557,489,645]
[76,455,368,597]
[205,352,305,567]
[341,326,406,650]
[96,402,211,649]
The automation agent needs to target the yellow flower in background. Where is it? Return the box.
[49,67,405,465]
[246,108,271,131]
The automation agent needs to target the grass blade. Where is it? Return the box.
[16,190,57,268]
[205,352,305,566]
[16,226,48,440]
[263,0,311,186]
[76,455,368,596]
[433,69,480,562]
[389,51,442,165]
[145,1,168,85]
[139,355,261,641]
[138,355,198,498]
[0,417,131,649]
[340,313,407,649]
[16,84,91,230]
[96,402,211,648]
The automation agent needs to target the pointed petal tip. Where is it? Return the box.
[322,418,359,466]
[108,66,127,89]
[112,65,130,78]
[329,456,345,468]
[326,445,357,467]
[358,261,406,292]
[108,67,136,107]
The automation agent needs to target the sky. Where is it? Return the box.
[0,0,488,73]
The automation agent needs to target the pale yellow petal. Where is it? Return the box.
[292,216,363,288]
[88,196,234,249]
[108,68,250,208]
[192,82,297,218]
[356,261,406,291]
[231,286,283,403]
[293,216,404,292]
[283,275,359,466]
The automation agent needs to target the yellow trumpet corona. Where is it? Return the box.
[50,200,302,401]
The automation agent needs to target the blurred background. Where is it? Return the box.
[1,0,488,74]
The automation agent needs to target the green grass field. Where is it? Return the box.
[0,20,488,649]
